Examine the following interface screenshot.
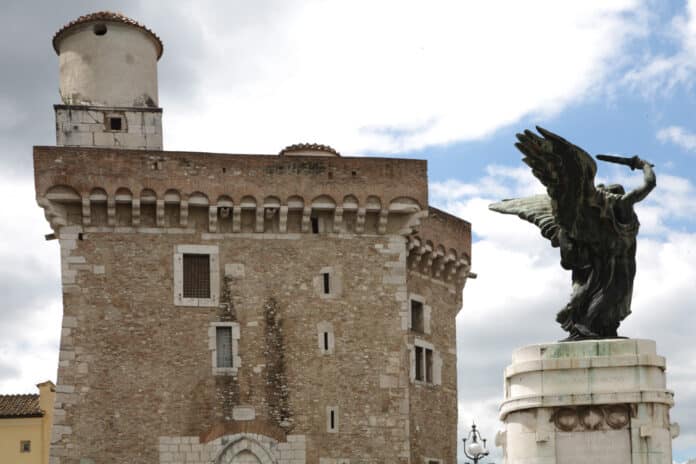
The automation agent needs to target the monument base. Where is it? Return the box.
[497,339,678,464]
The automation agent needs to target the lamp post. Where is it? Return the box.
[462,423,490,464]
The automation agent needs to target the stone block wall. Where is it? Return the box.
[35,147,472,464]
[55,105,162,150]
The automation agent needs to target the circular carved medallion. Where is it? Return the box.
[553,408,578,432]
[605,405,630,429]
[580,407,604,430]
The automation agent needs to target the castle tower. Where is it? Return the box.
[36,12,473,464]
[52,12,163,149]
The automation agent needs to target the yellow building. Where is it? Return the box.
[0,381,55,464]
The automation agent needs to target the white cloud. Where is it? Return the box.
[0,176,61,394]
[658,126,696,152]
[155,0,647,154]
[622,0,696,95]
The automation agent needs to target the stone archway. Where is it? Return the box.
[215,435,276,464]
[231,450,262,464]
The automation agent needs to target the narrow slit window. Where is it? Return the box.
[415,346,424,381]
[183,253,211,298]
[330,410,335,429]
[322,272,330,294]
[425,348,433,383]
[410,300,424,332]
[216,326,233,368]
[311,216,319,233]
[323,332,329,351]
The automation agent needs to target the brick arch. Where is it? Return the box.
[215,435,276,464]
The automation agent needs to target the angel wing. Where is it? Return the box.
[489,195,560,247]
[514,126,599,239]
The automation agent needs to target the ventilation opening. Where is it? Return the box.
[311,216,319,233]
[322,272,330,294]
[109,117,122,131]
[93,23,107,36]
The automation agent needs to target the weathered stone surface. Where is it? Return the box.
[499,339,678,464]
[36,144,472,464]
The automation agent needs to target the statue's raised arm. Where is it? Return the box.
[489,127,656,341]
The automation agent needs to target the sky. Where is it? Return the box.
[1,0,695,462]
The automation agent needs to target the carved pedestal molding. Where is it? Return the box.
[498,339,678,464]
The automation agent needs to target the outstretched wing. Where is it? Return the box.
[489,195,560,247]
[515,126,598,238]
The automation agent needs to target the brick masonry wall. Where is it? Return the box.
[406,272,462,464]
[51,228,419,463]
[37,147,471,464]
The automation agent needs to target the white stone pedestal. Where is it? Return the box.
[497,339,679,464]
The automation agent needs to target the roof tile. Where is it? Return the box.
[0,394,43,418]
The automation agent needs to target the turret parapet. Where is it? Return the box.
[408,207,472,288]
[34,145,471,288]
[53,11,163,60]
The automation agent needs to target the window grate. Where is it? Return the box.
[183,254,210,298]
[216,326,233,368]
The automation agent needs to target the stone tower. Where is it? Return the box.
[36,12,473,464]
[53,12,163,149]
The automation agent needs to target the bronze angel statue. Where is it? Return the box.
[490,127,656,341]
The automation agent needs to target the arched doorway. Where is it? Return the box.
[231,450,262,464]
[215,435,276,464]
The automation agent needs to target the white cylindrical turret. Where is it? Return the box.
[53,12,163,108]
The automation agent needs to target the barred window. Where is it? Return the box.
[183,253,210,298]
[216,326,233,368]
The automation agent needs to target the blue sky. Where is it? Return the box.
[1,1,695,462]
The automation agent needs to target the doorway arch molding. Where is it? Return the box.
[215,434,277,464]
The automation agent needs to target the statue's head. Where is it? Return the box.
[597,183,625,195]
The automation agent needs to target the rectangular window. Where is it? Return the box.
[216,326,233,368]
[414,343,436,384]
[411,300,424,332]
[311,216,320,233]
[183,253,210,298]
[20,441,30,453]
[415,346,424,381]
[322,272,330,294]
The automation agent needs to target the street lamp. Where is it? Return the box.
[462,423,490,464]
